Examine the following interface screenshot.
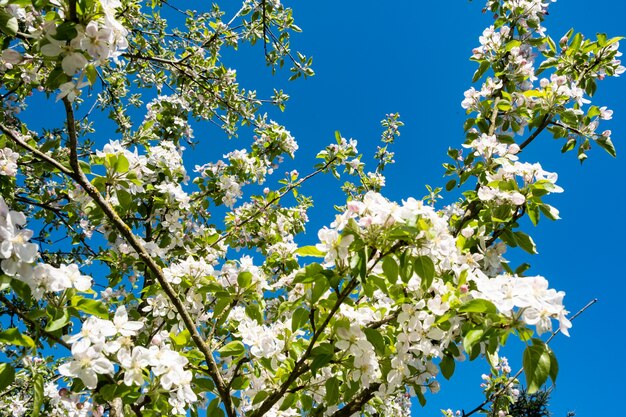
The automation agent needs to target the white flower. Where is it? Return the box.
[113,305,144,337]
[81,21,114,60]
[56,79,89,102]
[61,52,88,76]
[59,344,114,389]
[118,346,150,386]
[0,148,19,176]
[65,316,116,346]
[61,263,92,291]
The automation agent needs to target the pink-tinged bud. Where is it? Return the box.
[602,130,612,137]
[460,284,469,294]
[508,143,520,155]
[559,36,568,46]
[598,73,606,80]
[151,333,163,345]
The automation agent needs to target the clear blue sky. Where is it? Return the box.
[216,0,626,415]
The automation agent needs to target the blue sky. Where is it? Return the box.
[217,0,626,415]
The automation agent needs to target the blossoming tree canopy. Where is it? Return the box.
[0,0,622,416]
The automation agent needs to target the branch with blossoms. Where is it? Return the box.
[450,298,597,417]
[0,1,623,417]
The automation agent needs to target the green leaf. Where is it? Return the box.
[458,299,497,314]
[295,245,325,257]
[206,398,225,417]
[279,393,297,411]
[527,203,540,226]
[596,136,616,157]
[514,231,538,254]
[523,341,552,393]
[114,154,130,173]
[381,256,398,282]
[325,377,340,405]
[237,271,253,288]
[473,60,490,82]
[291,307,309,332]
[52,21,78,41]
[0,363,15,392]
[413,255,435,288]
[170,330,191,347]
[0,328,36,348]
[116,189,132,208]
[253,391,269,405]
[0,11,18,36]
[462,328,484,355]
[549,349,559,384]
[219,340,245,357]
[85,64,98,85]
[311,278,329,304]
[440,355,455,380]
[72,297,109,319]
[310,354,332,376]
[363,328,386,356]
[293,263,324,284]
[45,309,70,332]
[31,373,44,417]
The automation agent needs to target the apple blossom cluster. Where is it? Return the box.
[1,0,129,102]
[472,274,571,335]
[0,197,92,299]
[0,146,18,176]
[305,190,569,413]
[194,121,299,207]
[143,95,195,143]
[58,305,199,414]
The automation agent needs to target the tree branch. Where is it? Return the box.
[330,383,381,417]
[250,278,359,417]
[462,298,598,417]
[60,99,237,417]
[0,123,74,177]
[0,293,70,350]
[519,114,552,150]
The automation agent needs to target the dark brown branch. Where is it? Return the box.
[519,114,552,150]
[60,99,236,417]
[330,383,381,417]
[250,278,359,417]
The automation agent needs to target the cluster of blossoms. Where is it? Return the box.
[489,0,553,32]
[306,189,569,412]
[194,121,298,207]
[462,132,564,209]
[143,95,195,142]
[0,197,91,298]
[59,305,198,414]
[0,147,19,176]
[0,0,129,102]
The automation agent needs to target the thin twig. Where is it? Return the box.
[0,293,70,350]
[462,298,598,417]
